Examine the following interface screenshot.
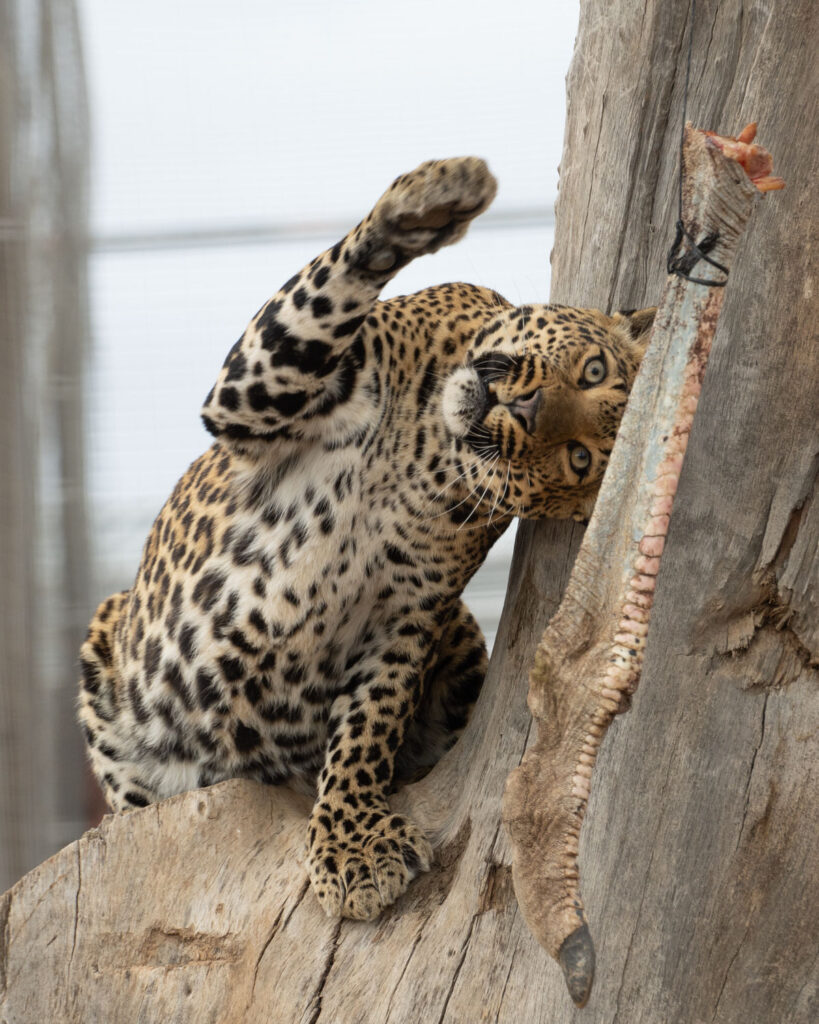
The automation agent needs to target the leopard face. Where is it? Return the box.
[441,304,655,521]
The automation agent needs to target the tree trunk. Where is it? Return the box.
[537,2,818,1018]
[1,1,816,1021]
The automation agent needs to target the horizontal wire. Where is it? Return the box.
[90,205,555,255]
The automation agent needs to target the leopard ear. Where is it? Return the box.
[611,306,656,358]
[617,306,656,343]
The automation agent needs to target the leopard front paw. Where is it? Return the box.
[306,810,433,921]
[356,157,497,274]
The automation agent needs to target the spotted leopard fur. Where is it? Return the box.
[79,158,654,920]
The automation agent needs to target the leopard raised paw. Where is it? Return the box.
[351,156,498,275]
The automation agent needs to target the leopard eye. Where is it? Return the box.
[581,355,606,387]
[569,443,591,474]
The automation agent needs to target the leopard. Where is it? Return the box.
[78,157,655,921]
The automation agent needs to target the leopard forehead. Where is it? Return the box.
[470,303,635,365]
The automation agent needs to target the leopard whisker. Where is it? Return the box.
[421,459,485,519]
[487,460,512,527]
[459,456,500,531]
[441,455,499,523]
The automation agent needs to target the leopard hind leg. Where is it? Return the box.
[78,590,158,811]
[393,599,488,785]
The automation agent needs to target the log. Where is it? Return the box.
[2,2,817,1022]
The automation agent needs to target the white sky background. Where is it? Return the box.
[80,0,579,235]
[78,0,580,630]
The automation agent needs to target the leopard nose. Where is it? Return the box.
[505,389,542,433]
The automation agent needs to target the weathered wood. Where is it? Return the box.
[1,1,817,1021]
[503,123,776,1007]
[521,0,818,1020]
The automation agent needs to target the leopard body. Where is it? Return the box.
[79,158,654,919]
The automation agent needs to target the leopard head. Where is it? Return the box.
[441,304,656,522]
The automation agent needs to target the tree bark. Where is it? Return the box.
[1,1,816,1021]
[503,122,776,1009]
[537,3,818,1018]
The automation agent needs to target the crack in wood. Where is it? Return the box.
[64,844,82,1019]
[435,819,504,1023]
[435,913,478,1024]
[735,691,770,854]
[129,925,244,972]
[716,582,819,682]
[6,871,72,936]
[0,891,9,1001]
[249,904,286,1003]
[68,846,80,974]
[477,862,514,916]
[305,918,341,1024]
[494,931,520,1022]
[611,729,684,1024]
[383,918,427,1022]
[250,875,310,1001]
[710,914,753,1023]
[765,457,817,573]
[606,4,688,314]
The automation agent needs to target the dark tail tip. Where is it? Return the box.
[558,923,595,1008]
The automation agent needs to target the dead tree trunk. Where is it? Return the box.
[531,2,818,1018]
[1,2,816,1022]
[507,0,814,1015]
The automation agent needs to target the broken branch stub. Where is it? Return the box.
[502,124,782,1008]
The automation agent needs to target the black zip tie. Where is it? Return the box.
[667,221,729,286]
[666,0,729,287]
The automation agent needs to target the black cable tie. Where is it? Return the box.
[666,220,729,287]
[666,0,728,288]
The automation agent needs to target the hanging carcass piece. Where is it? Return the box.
[502,123,784,1008]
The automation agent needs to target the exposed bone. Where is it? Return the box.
[501,124,783,1008]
